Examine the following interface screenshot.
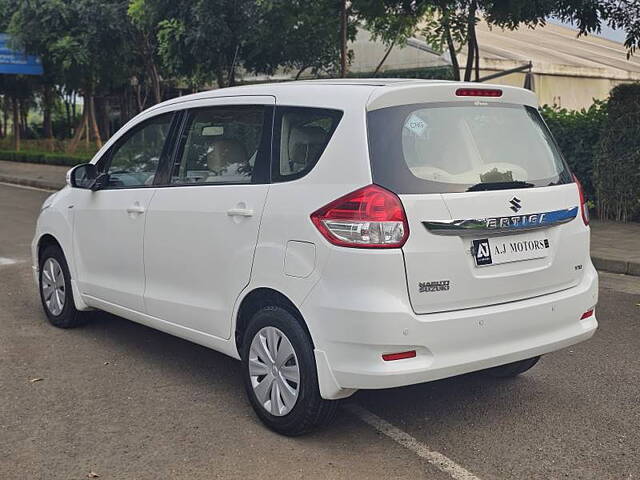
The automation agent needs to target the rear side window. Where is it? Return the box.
[368,103,572,194]
[272,107,342,182]
[170,105,269,185]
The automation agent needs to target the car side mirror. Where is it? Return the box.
[68,163,98,189]
[67,164,110,191]
[90,173,110,191]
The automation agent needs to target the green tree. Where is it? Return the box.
[154,0,259,89]
[6,0,70,143]
[8,0,135,150]
[128,0,177,104]
[353,0,433,75]
[0,74,36,150]
[600,0,640,58]
[418,1,604,82]
[594,84,640,222]
[540,100,607,201]
[243,0,357,79]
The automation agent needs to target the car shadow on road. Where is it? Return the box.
[81,308,548,439]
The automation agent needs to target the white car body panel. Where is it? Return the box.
[73,188,156,312]
[143,183,270,339]
[402,184,588,314]
[32,80,598,401]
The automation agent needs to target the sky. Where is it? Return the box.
[549,18,627,43]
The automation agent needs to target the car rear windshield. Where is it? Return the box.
[367,102,572,194]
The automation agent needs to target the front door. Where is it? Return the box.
[143,98,274,339]
[72,112,174,312]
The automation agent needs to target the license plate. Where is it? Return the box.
[472,233,550,267]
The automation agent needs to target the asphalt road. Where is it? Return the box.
[1,183,639,480]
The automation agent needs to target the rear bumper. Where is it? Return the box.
[307,263,598,398]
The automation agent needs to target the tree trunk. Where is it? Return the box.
[68,99,88,153]
[43,84,53,140]
[374,40,396,76]
[149,61,162,104]
[340,0,347,77]
[295,65,310,80]
[135,83,143,113]
[463,1,477,82]
[20,102,28,139]
[88,95,102,148]
[444,24,461,81]
[12,96,20,151]
[95,96,110,141]
[227,45,239,87]
[84,105,89,148]
[3,98,9,138]
[143,34,162,105]
[72,91,77,124]
[473,34,480,81]
[64,97,71,138]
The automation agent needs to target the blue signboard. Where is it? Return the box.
[0,33,44,75]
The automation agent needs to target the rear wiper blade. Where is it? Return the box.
[466,181,535,192]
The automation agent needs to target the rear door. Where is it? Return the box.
[143,97,274,339]
[367,94,589,314]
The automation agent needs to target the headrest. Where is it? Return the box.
[288,126,327,170]
[207,138,248,174]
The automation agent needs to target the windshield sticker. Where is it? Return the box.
[404,113,427,136]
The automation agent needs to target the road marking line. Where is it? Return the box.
[0,257,19,266]
[345,403,481,480]
[0,181,56,192]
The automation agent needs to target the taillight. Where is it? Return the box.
[310,184,409,248]
[573,174,590,226]
[455,88,502,97]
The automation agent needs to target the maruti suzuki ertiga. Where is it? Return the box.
[33,79,598,435]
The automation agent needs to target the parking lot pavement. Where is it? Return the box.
[1,183,639,480]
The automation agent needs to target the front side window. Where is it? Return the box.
[273,107,343,182]
[171,105,267,185]
[104,113,173,188]
[368,103,572,194]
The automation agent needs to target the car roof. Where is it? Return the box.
[146,78,538,114]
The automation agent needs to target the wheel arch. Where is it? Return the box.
[36,232,91,312]
[235,287,314,357]
[37,233,64,264]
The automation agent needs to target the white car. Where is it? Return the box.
[32,79,598,435]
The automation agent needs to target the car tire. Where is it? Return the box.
[38,245,87,328]
[485,356,541,378]
[241,305,338,436]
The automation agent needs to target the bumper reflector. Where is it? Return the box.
[580,309,594,320]
[382,350,417,361]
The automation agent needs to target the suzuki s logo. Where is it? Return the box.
[509,197,522,213]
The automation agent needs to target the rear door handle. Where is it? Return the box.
[126,204,145,215]
[227,208,254,217]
